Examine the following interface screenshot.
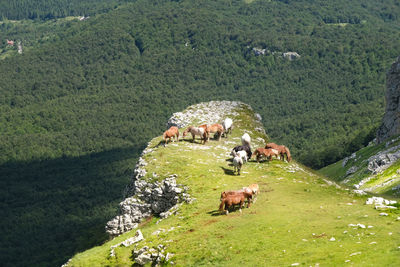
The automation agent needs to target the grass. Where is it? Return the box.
[68,106,400,266]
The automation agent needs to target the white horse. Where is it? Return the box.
[222,118,233,137]
[241,133,251,147]
[183,126,207,144]
[231,149,248,163]
[232,155,243,175]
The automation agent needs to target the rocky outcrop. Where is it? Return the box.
[377,56,400,143]
[106,174,193,236]
[166,100,243,128]
[367,144,400,174]
[283,52,301,60]
[107,101,246,237]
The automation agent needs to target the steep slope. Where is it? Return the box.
[67,102,399,266]
[320,136,400,196]
[321,56,400,196]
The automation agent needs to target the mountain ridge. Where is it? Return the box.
[67,101,399,266]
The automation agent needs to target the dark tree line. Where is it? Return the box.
[0,0,399,266]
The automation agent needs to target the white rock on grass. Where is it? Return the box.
[379,213,389,216]
[349,252,362,257]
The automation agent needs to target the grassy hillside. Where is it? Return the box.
[320,136,400,197]
[68,103,400,266]
[1,0,400,266]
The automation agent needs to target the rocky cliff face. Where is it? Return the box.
[377,56,400,143]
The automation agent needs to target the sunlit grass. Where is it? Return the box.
[69,107,400,266]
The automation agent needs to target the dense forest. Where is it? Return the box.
[0,0,134,20]
[0,0,399,266]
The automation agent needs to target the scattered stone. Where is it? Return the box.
[353,189,367,196]
[342,153,357,167]
[110,230,144,257]
[330,237,336,241]
[365,197,397,211]
[166,101,244,128]
[291,263,300,266]
[379,213,388,216]
[369,242,377,245]
[345,166,358,176]
[349,252,362,257]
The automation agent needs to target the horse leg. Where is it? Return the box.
[247,197,251,208]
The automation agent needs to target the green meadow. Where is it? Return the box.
[69,105,400,266]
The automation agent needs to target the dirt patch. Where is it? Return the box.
[204,219,218,226]
[313,233,327,238]
[139,215,153,227]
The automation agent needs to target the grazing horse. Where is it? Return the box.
[247,184,259,203]
[219,193,245,215]
[232,144,252,159]
[232,155,243,175]
[265,143,292,162]
[252,148,279,162]
[183,126,207,144]
[209,123,224,141]
[163,126,179,144]
[231,149,248,163]
[222,118,233,137]
[198,124,211,141]
[241,133,251,147]
[221,188,253,208]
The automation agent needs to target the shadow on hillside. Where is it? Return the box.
[207,209,223,216]
[0,146,143,267]
[207,207,244,217]
[220,166,236,176]
[181,138,204,144]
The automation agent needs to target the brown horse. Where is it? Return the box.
[209,123,224,141]
[247,184,259,203]
[265,143,292,162]
[183,126,207,144]
[163,126,179,144]
[198,124,211,141]
[252,148,279,162]
[219,193,245,215]
[220,188,253,208]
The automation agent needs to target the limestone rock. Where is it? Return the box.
[283,52,301,60]
[367,144,400,174]
[377,56,400,143]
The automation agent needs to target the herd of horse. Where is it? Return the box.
[162,117,291,214]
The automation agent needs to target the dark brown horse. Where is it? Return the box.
[265,143,292,162]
